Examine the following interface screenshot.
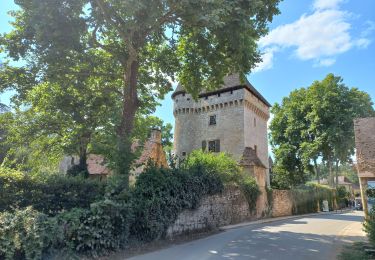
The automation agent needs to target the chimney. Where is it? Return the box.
[150,128,162,144]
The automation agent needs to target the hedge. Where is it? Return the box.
[291,183,337,215]
[0,151,261,258]
[0,167,105,215]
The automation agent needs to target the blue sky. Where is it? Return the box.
[156,0,375,126]
[1,0,374,128]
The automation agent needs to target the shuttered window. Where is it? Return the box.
[208,139,220,152]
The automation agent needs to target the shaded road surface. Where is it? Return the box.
[129,211,365,260]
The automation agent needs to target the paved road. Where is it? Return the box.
[129,211,366,260]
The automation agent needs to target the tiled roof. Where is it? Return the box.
[172,74,271,107]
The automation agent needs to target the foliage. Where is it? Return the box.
[1,0,281,181]
[364,207,375,247]
[338,242,373,260]
[270,73,374,188]
[0,207,59,260]
[131,151,259,241]
[134,115,173,148]
[180,150,242,184]
[367,188,375,198]
[57,200,132,257]
[290,183,337,214]
[336,186,350,208]
[130,165,223,241]
[0,167,105,215]
[239,175,260,213]
[0,151,260,257]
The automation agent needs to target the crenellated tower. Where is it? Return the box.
[172,74,271,185]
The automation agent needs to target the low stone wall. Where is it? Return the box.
[271,190,293,217]
[166,185,256,238]
[166,187,297,238]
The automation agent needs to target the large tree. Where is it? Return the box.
[0,0,280,182]
[270,74,374,188]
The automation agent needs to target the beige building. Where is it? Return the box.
[172,74,271,185]
[354,117,375,218]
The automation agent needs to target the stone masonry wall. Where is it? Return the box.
[166,185,257,238]
[271,190,293,217]
[354,117,375,177]
[166,187,295,238]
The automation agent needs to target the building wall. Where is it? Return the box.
[354,117,375,177]
[173,88,269,162]
[173,89,246,159]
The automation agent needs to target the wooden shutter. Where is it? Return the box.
[215,139,220,152]
[202,140,207,151]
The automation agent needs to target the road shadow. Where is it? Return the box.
[215,230,365,260]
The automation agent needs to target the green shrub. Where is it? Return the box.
[336,186,349,208]
[131,151,260,242]
[0,167,105,215]
[57,199,131,257]
[130,166,219,241]
[0,207,59,260]
[290,183,337,214]
[181,150,242,184]
[338,242,372,260]
[364,207,375,246]
[239,175,260,212]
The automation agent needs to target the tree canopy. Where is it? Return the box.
[270,73,374,189]
[0,0,281,182]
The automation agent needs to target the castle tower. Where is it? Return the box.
[172,74,271,185]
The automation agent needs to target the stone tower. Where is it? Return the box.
[172,74,271,185]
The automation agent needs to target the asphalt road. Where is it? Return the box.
[128,211,366,260]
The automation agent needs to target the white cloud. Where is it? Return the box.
[254,0,373,72]
[253,47,278,73]
[313,0,344,10]
[315,58,336,67]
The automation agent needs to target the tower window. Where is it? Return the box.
[209,115,216,125]
[254,145,257,155]
[208,140,220,152]
[182,151,186,156]
[254,117,256,127]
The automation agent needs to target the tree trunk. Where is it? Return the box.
[335,159,339,189]
[314,158,320,184]
[328,158,334,187]
[78,135,89,178]
[115,58,140,184]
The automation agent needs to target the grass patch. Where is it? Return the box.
[338,242,375,260]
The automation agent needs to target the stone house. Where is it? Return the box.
[354,117,375,217]
[172,74,271,186]
[59,129,168,181]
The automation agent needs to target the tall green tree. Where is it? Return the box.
[270,73,374,188]
[0,0,280,183]
[0,102,10,165]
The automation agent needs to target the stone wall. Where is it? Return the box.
[271,190,293,217]
[166,185,257,238]
[173,88,270,168]
[354,117,375,177]
[166,186,298,238]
